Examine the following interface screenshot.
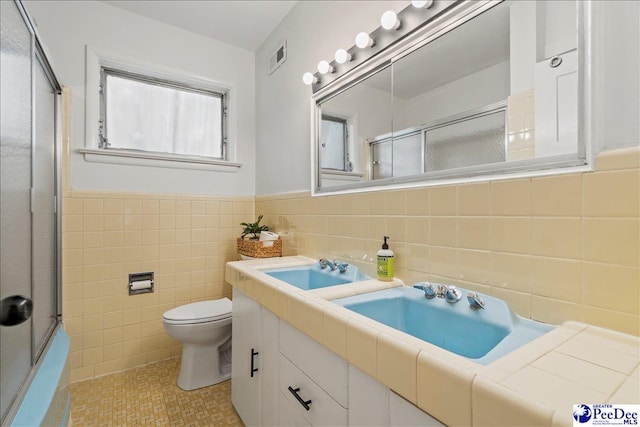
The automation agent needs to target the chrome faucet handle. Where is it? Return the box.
[319,259,328,269]
[413,282,437,299]
[325,260,338,271]
[467,291,485,310]
[444,285,462,304]
[337,262,349,273]
[424,283,437,299]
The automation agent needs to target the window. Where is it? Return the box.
[320,115,351,171]
[99,67,227,159]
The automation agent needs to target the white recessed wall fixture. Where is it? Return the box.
[302,0,447,89]
[380,10,401,30]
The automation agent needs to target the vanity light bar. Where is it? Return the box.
[302,0,459,90]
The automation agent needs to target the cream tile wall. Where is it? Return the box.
[62,190,253,382]
[62,147,638,382]
[256,146,640,336]
[507,89,535,161]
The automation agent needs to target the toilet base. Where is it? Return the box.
[177,339,231,391]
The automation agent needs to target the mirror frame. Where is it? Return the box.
[311,0,591,195]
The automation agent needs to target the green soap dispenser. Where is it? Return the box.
[377,236,394,281]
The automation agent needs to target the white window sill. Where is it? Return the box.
[78,148,242,172]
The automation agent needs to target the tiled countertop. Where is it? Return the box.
[225,256,640,427]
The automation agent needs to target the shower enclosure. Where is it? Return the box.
[0,0,63,424]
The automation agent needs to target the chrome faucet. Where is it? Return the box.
[413,282,461,303]
[337,262,349,273]
[467,292,485,310]
[443,285,462,304]
[320,258,350,273]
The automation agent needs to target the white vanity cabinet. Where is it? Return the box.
[231,289,442,426]
[279,320,348,426]
[348,365,390,426]
[279,391,312,427]
[231,289,279,427]
[390,392,444,426]
[348,364,444,427]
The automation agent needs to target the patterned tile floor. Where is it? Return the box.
[69,358,243,426]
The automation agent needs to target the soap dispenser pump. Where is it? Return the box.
[377,236,394,281]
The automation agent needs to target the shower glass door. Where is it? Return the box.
[0,0,60,423]
[0,0,34,420]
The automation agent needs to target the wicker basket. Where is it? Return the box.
[237,237,282,258]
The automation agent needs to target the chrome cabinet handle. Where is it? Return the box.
[288,386,312,411]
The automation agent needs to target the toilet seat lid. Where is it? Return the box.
[163,298,232,324]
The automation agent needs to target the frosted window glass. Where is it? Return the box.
[393,132,422,177]
[425,111,505,172]
[321,117,346,170]
[105,73,223,158]
[372,141,392,179]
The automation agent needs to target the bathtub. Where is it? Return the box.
[10,325,70,427]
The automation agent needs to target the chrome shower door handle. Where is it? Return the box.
[0,295,33,326]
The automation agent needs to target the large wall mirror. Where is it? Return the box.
[313,0,585,194]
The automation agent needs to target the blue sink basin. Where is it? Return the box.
[333,286,554,364]
[264,264,369,291]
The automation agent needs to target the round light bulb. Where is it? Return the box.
[302,72,317,85]
[381,10,400,30]
[412,0,434,8]
[317,60,333,74]
[334,48,351,64]
[355,32,374,49]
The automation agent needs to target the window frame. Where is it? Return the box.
[81,47,241,171]
[98,66,228,160]
[320,114,349,172]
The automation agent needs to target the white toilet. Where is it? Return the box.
[162,298,232,391]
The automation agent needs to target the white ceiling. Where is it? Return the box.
[100,0,297,52]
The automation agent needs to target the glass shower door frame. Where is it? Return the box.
[0,0,62,423]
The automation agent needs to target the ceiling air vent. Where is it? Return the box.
[268,41,287,75]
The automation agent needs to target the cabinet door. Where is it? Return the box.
[534,49,578,158]
[389,391,444,427]
[280,320,348,407]
[279,354,348,427]
[279,392,311,427]
[231,289,262,426]
[261,308,279,426]
[348,365,389,426]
